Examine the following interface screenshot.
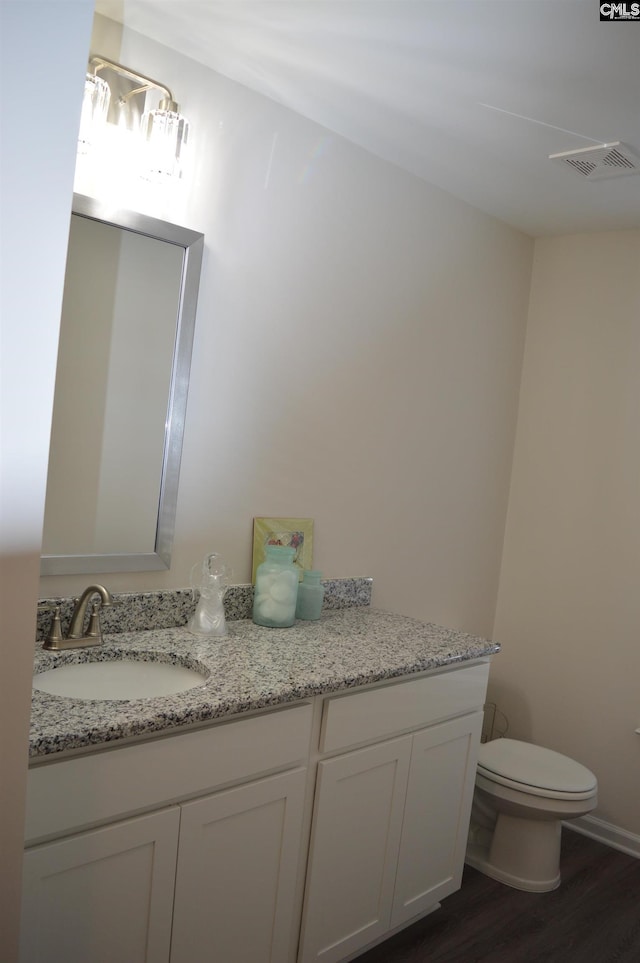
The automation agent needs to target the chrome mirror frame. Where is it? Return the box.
[41,193,204,576]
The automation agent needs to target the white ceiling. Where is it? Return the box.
[96,1,640,237]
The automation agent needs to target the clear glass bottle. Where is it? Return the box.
[252,545,299,627]
[295,570,325,621]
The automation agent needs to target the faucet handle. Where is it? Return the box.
[85,600,103,640]
[40,604,64,651]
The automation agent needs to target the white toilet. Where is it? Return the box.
[465,738,597,892]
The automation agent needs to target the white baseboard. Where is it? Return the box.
[564,814,640,859]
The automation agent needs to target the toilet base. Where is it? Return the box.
[465,813,562,893]
[465,843,561,892]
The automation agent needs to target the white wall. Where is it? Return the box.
[492,230,640,838]
[0,2,94,957]
[41,16,533,642]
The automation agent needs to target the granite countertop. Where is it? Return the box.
[30,607,499,760]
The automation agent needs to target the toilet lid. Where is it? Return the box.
[477,739,597,794]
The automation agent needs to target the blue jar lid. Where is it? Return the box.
[303,570,322,581]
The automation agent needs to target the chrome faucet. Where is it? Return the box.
[42,584,114,651]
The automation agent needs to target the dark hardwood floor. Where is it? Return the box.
[357,830,640,962]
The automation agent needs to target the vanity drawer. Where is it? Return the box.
[319,662,489,753]
[25,702,312,845]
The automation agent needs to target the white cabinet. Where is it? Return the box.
[299,665,488,962]
[22,769,306,963]
[20,807,180,963]
[22,661,490,963]
[22,705,313,963]
[171,768,307,963]
[392,712,483,925]
[298,737,412,961]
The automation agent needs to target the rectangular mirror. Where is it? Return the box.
[41,194,204,576]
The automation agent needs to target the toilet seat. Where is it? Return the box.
[477,739,597,801]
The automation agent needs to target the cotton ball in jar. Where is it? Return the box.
[257,573,278,593]
[270,570,298,603]
[268,600,294,622]
[256,596,277,620]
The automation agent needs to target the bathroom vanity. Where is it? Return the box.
[23,604,497,963]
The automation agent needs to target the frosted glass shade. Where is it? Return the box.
[141,104,190,181]
[78,73,110,155]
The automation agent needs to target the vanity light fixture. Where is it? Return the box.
[79,55,190,182]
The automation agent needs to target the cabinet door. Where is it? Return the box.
[20,807,180,963]
[392,711,483,927]
[170,768,307,963]
[299,736,411,963]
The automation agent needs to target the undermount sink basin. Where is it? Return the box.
[33,656,209,701]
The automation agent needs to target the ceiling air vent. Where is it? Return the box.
[549,142,640,180]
